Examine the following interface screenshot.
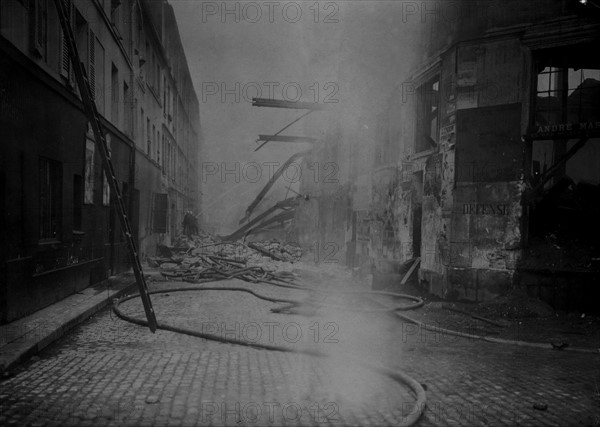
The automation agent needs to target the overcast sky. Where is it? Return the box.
[170,0,421,233]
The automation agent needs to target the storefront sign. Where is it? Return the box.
[529,121,600,139]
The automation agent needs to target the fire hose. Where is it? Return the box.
[113,278,428,426]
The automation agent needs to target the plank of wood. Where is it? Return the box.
[400,257,421,286]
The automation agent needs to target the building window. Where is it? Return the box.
[94,37,105,114]
[415,76,439,153]
[30,0,48,59]
[59,0,73,80]
[156,130,160,161]
[102,173,110,206]
[167,142,171,177]
[110,0,120,26]
[530,45,600,188]
[158,133,163,165]
[111,63,119,125]
[73,174,83,230]
[534,50,600,133]
[152,193,168,233]
[163,76,167,114]
[167,85,172,120]
[147,118,151,155]
[152,52,155,87]
[161,135,165,171]
[156,64,160,94]
[84,136,95,204]
[152,124,156,159]
[39,157,62,240]
[120,181,129,241]
[88,29,96,101]
[140,108,144,147]
[74,9,89,86]
[123,81,131,137]
[102,135,112,206]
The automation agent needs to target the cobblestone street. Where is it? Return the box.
[0,275,599,426]
[3,0,600,426]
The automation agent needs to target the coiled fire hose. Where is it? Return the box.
[113,280,428,426]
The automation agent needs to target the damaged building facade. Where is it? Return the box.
[0,0,201,322]
[296,0,600,310]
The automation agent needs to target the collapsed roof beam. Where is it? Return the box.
[245,210,296,237]
[252,98,331,111]
[223,197,299,241]
[257,134,317,144]
[254,111,313,151]
[241,150,310,224]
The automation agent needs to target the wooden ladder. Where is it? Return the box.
[54,0,157,331]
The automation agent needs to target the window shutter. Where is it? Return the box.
[31,0,48,57]
[60,0,72,78]
[88,29,96,100]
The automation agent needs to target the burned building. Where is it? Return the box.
[0,0,201,322]
[296,0,600,311]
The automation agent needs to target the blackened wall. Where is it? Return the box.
[0,39,134,322]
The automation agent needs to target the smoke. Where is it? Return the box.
[170,0,422,232]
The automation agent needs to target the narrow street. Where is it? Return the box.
[1,268,598,426]
[2,1,600,426]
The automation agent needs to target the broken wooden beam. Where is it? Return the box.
[244,210,296,237]
[227,197,298,240]
[241,151,309,222]
[400,257,421,286]
[254,111,313,151]
[247,242,287,261]
[252,98,331,111]
[257,134,317,144]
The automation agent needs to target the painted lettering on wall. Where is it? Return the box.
[531,121,600,139]
[462,203,509,215]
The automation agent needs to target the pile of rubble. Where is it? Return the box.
[147,233,303,285]
[246,239,303,263]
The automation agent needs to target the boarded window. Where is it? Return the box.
[152,193,168,233]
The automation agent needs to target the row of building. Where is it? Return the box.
[0,0,201,322]
[294,0,600,311]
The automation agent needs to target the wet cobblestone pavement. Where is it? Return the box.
[0,275,599,426]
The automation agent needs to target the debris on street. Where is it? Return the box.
[149,232,303,285]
